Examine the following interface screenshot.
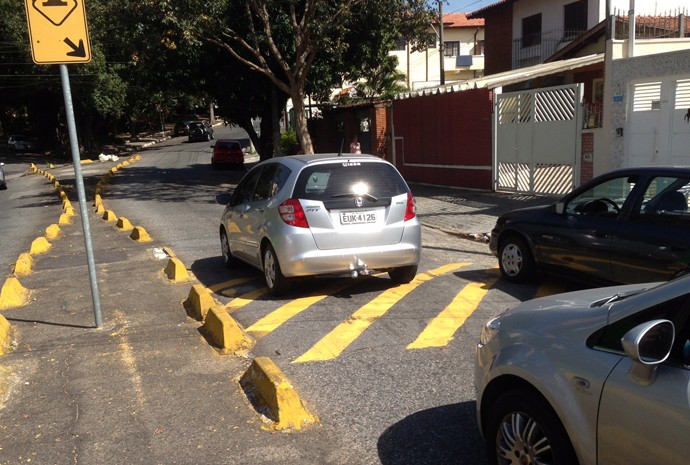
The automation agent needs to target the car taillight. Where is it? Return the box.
[279,199,309,228]
[405,192,416,221]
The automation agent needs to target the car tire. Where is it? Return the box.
[220,229,234,268]
[263,244,290,296]
[0,183,6,190]
[498,235,534,281]
[485,389,578,465]
[389,265,418,284]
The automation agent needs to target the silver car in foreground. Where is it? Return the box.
[219,154,421,295]
[475,273,690,465]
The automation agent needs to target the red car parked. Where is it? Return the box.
[211,139,245,170]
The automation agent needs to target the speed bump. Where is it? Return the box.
[0,277,30,310]
[200,305,254,355]
[240,357,318,431]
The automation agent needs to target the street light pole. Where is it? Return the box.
[439,0,445,86]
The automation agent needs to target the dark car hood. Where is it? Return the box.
[497,204,554,225]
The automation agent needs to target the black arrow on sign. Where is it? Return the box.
[64,38,86,57]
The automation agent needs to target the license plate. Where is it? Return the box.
[340,210,376,225]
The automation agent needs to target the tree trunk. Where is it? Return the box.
[291,91,313,154]
[271,86,283,157]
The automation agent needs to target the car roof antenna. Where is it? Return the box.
[338,138,344,156]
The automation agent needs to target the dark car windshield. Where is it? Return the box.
[293,162,409,201]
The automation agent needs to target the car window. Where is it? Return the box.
[293,162,408,200]
[565,175,637,216]
[230,168,262,206]
[637,177,690,225]
[254,164,291,201]
[589,293,690,358]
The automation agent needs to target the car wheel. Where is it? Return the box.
[485,390,578,465]
[0,183,6,190]
[498,235,534,281]
[389,265,418,284]
[220,229,234,268]
[263,244,290,296]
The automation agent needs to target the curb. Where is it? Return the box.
[200,305,255,355]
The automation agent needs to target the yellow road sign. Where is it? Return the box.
[24,0,92,64]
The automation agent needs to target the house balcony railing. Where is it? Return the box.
[612,10,689,39]
[512,29,586,69]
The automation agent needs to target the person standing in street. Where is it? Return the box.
[349,136,361,154]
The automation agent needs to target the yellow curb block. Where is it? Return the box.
[121,160,130,167]
[163,247,176,258]
[59,191,68,200]
[64,207,76,218]
[13,253,34,277]
[102,210,117,222]
[110,167,118,174]
[80,159,93,164]
[183,284,215,320]
[240,357,318,431]
[95,203,104,214]
[200,305,254,355]
[93,194,102,207]
[58,213,73,225]
[163,257,190,283]
[62,200,72,212]
[45,224,62,240]
[0,314,12,355]
[130,226,152,242]
[29,237,52,255]
[115,217,133,231]
[0,277,30,310]
[53,180,60,189]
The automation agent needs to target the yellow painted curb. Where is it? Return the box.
[95,203,104,214]
[121,160,130,167]
[63,200,72,212]
[240,357,318,431]
[163,257,190,283]
[110,167,118,174]
[102,210,117,222]
[200,305,254,355]
[130,226,152,242]
[0,277,30,310]
[93,194,102,207]
[58,213,73,225]
[116,217,133,231]
[13,253,34,277]
[53,180,60,189]
[64,206,76,217]
[162,247,176,258]
[45,224,62,240]
[183,284,215,320]
[0,313,12,355]
[29,237,52,255]
[80,159,93,164]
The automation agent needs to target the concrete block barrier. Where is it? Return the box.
[130,226,152,242]
[0,314,12,355]
[163,257,190,283]
[102,210,117,222]
[0,277,30,310]
[13,253,34,277]
[116,217,133,231]
[200,305,254,355]
[240,357,318,431]
[29,237,52,255]
[45,224,62,240]
[58,213,73,225]
[183,284,216,320]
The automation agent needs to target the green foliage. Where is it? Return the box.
[280,129,299,155]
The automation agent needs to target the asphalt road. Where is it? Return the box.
[0,130,578,464]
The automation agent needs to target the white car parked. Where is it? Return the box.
[476,273,690,465]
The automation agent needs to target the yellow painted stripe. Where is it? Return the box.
[293,263,468,363]
[247,283,353,338]
[407,277,497,349]
[224,288,268,313]
[208,277,256,293]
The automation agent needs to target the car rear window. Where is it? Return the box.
[293,161,409,201]
[217,141,241,150]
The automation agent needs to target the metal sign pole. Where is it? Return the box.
[59,64,103,329]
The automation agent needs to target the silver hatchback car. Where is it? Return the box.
[219,154,421,295]
[475,274,690,465]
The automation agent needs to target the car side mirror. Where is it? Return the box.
[554,202,565,214]
[622,319,674,386]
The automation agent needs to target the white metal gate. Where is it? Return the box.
[627,76,690,167]
[494,84,582,194]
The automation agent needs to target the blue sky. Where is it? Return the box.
[442,0,497,14]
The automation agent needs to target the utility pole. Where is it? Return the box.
[439,0,445,85]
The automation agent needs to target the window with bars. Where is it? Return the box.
[522,13,542,48]
[444,41,459,56]
[564,0,587,38]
